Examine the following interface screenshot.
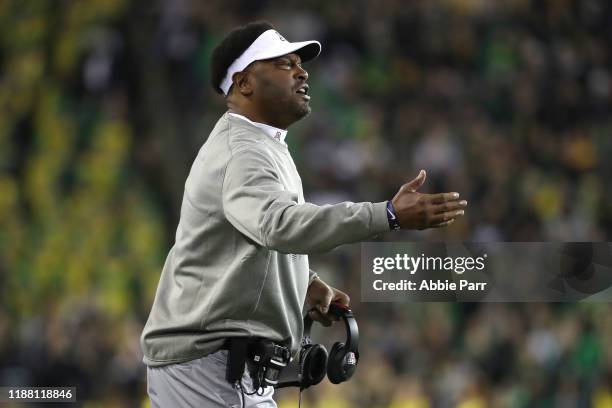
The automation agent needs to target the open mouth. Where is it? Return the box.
[296,84,310,100]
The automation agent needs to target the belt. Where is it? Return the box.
[220,338,290,358]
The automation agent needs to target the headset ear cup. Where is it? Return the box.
[326,342,346,384]
[327,342,357,384]
[300,344,328,389]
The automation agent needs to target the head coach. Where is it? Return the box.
[140,21,467,407]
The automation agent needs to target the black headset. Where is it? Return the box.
[276,302,360,389]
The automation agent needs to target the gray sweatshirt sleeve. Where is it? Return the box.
[222,148,389,254]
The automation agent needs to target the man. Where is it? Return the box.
[141,21,467,407]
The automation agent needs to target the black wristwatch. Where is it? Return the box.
[386,200,401,231]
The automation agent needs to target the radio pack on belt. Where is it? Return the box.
[225,337,291,391]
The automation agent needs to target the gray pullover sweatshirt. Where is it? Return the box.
[140,112,389,367]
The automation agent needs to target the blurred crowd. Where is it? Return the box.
[0,0,611,406]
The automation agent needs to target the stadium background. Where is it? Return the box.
[1,0,612,406]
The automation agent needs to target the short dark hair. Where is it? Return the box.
[210,21,275,95]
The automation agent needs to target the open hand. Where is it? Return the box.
[391,170,467,230]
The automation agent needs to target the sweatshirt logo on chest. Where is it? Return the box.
[274,131,281,141]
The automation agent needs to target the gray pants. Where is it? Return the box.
[146,350,277,408]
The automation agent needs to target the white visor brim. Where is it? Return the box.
[220,29,321,95]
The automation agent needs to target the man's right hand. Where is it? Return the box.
[391,170,467,230]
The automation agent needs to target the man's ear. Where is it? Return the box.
[232,71,253,96]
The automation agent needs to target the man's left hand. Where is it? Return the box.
[305,277,350,327]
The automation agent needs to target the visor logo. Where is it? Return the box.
[274,31,287,42]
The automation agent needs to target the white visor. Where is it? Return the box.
[220,29,321,95]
